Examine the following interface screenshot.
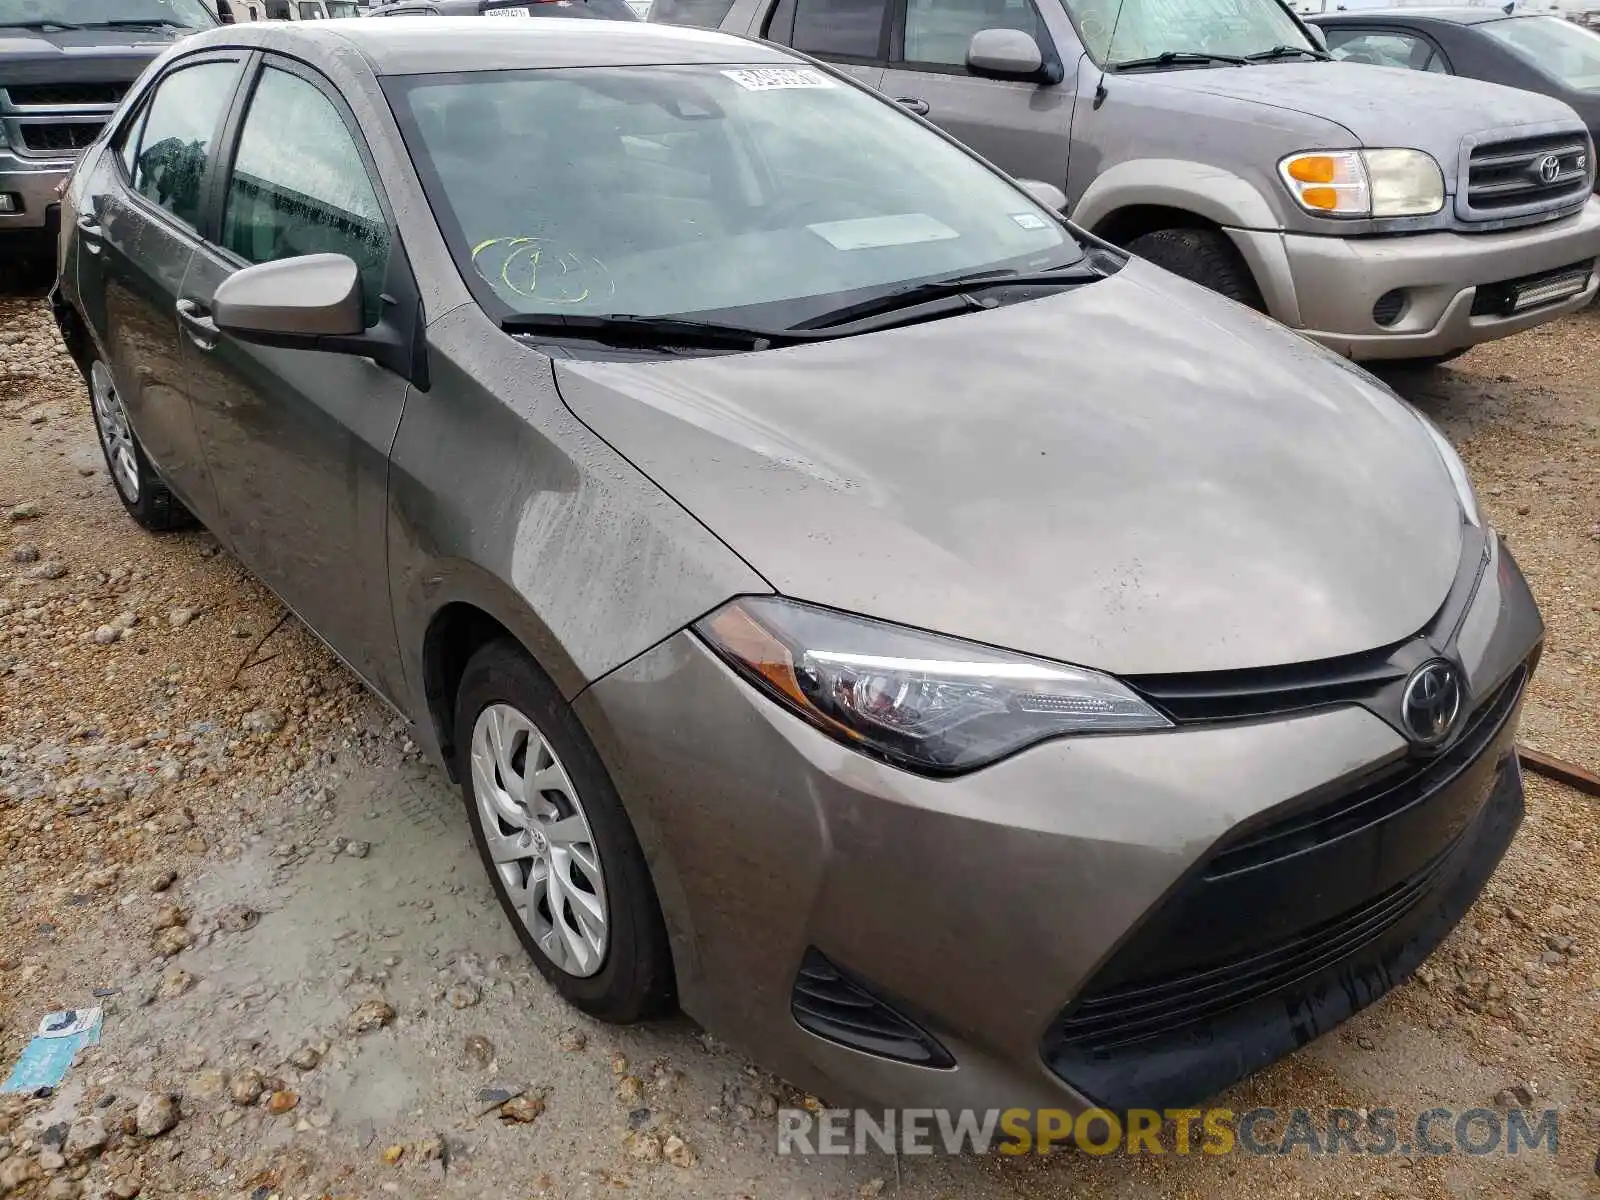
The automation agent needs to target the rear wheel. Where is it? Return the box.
[454,639,674,1022]
[1126,227,1264,310]
[88,359,193,532]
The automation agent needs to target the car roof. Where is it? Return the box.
[1309,7,1521,25]
[178,15,792,73]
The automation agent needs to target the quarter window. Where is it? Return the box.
[902,0,1047,68]
[222,67,392,327]
[130,61,242,230]
[1325,29,1449,73]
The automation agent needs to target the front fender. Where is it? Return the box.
[1071,158,1286,233]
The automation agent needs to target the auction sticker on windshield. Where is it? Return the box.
[807,214,959,250]
[722,67,837,90]
[485,5,534,14]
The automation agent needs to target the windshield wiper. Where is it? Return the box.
[793,264,1102,331]
[501,312,809,351]
[1245,44,1330,62]
[0,19,85,29]
[1109,50,1249,71]
[77,18,189,28]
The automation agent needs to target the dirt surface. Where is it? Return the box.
[0,291,1596,1200]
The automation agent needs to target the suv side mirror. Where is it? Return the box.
[1016,179,1067,213]
[1306,24,1328,50]
[966,28,1044,79]
[212,252,423,383]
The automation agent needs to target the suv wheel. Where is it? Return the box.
[1126,228,1264,310]
[454,638,675,1022]
[88,360,194,532]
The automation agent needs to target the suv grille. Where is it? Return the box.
[2,82,128,107]
[1463,132,1591,218]
[15,122,104,154]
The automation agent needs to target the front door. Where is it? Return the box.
[179,56,410,700]
[879,0,1074,185]
[80,54,246,520]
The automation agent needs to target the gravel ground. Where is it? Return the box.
[0,291,1595,1199]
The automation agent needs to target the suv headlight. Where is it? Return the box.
[1280,149,1444,217]
[697,597,1170,776]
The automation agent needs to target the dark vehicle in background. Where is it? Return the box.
[366,0,638,18]
[0,0,215,268]
[1312,8,1600,151]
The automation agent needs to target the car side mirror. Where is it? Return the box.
[212,252,423,383]
[1306,24,1328,50]
[1017,178,1067,213]
[966,28,1044,80]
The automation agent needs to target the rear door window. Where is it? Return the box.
[130,60,244,230]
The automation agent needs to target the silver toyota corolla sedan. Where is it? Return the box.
[51,17,1542,1116]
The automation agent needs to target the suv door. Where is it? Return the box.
[759,0,890,88]
[77,53,247,522]
[178,56,410,700]
[879,0,1074,184]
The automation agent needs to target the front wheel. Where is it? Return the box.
[454,639,675,1022]
[88,359,194,532]
[1125,227,1264,311]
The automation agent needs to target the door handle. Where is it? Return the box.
[175,298,219,352]
[75,215,103,255]
[895,96,931,116]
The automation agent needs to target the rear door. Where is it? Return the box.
[178,55,410,700]
[78,52,247,523]
[879,0,1074,184]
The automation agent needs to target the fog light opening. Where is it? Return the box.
[1372,289,1407,327]
[0,194,19,215]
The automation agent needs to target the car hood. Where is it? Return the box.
[1141,61,1584,149]
[0,25,187,81]
[553,262,1466,676]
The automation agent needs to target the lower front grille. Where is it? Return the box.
[792,948,954,1069]
[15,122,104,154]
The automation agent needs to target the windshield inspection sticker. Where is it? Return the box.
[1,1008,103,1094]
[722,67,838,91]
[1010,212,1050,231]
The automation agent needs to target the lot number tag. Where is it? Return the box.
[722,67,837,91]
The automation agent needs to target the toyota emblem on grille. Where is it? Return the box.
[1536,154,1562,184]
[1401,660,1464,746]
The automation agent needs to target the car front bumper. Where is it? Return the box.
[0,148,72,235]
[1231,197,1600,361]
[576,534,1542,1114]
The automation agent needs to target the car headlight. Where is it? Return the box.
[1410,410,1481,528]
[696,596,1170,775]
[1279,149,1444,217]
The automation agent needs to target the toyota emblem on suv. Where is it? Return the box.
[1537,153,1562,184]
[1401,660,1464,746]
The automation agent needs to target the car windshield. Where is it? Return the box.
[0,0,216,27]
[386,64,1080,327]
[327,0,360,13]
[1065,0,1313,66]
[1481,16,1600,90]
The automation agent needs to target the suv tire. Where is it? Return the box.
[1126,228,1264,310]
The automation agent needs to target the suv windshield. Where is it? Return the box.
[387,65,1079,327]
[0,0,216,28]
[327,0,360,11]
[1066,0,1314,66]
[1482,16,1600,91]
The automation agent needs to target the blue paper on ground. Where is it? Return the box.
[1,1008,103,1094]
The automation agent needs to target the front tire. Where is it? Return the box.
[454,639,674,1022]
[1126,227,1264,310]
[88,359,193,532]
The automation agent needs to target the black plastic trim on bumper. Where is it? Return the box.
[1041,753,1524,1111]
[791,948,956,1070]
